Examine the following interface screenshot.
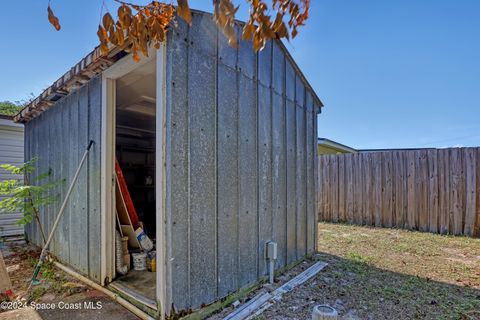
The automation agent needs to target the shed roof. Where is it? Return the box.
[318,138,356,153]
[15,9,323,123]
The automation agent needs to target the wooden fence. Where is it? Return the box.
[318,148,480,237]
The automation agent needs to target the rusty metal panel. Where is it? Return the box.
[87,76,102,282]
[296,75,305,107]
[187,12,218,308]
[237,25,256,80]
[237,74,258,287]
[47,100,57,253]
[286,59,296,101]
[296,97,307,259]
[38,112,48,246]
[217,63,239,297]
[24,77,102,282]
[59,94,71,264]
[258,40,272,87]
[31,114,40,245]
[68,90,81,271]
[165,18,190,310]
[164,12,320,313]
[218,26,237,69]
[272,92,287,268]
[75,84,89,275]
[272,41,285,95]
[257,83,272,277]
[286,100,297,264]
[190,13,217,57]
[305,92,315,254]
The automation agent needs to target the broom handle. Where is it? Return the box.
[43,140,94,251]
[29,140,94,290]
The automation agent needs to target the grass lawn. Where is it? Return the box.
[262,222,480,319]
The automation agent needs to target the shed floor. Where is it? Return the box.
[111,270,156,308]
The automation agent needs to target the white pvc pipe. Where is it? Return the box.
[52,261,154,320]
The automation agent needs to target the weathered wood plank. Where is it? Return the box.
[317,147,480,237]
[353,153,362,225]
[368,153,376,225]
[464,148,476,236]
[406,151,416,229]
[475,148,480,237]
[373,153,382,227]
[383,152,393,227]
[417,150,429,231]
[393,151,404,228]
[439,149,450,234]
[324,156,331,222]
[427,149,439,233]
[338,156,346,222]
[451,149,463,235]
[345,155,354,223]
[331,156,339,222]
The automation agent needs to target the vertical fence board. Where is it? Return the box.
[418,150,429,231]
[464,148,476,236]
[345,155,354,223]
[325,156,332,222]
[373,153,382,226]
[318,147,480,237]
[394,152,404,228]
[475,148,480,237]
[331,156,339,222]
[353,154,362,225]
[338,156,346,222]
[406,151,416,229]
[383,152,393,227]
[427,149,439,233]
[451,149,463,235]
[439,149,451,234]
[367,153,375,225]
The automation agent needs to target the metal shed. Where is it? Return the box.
[16,10,322,318]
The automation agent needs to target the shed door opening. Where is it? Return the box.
[110,58,157,307]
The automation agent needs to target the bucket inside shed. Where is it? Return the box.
[111,58,157,307]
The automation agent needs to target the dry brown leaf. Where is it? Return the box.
[177,0,192,25]
[47,5,61,31]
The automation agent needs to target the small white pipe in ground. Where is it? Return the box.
[312,305,338,320]
[266,241,277,284]
[52,261,154,320]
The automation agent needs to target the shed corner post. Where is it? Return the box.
[100,74,116,286]
[156,43,171,318]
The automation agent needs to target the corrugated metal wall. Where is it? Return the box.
[24,77,102,282]
[165,12,321,311]
[0,119,24,238]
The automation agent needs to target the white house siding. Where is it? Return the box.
[0,117,24,238]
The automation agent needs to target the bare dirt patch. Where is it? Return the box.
[1,241,138,319]
[209,223,480,320]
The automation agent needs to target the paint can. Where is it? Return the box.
[147,251,156,272]
[134,227,154,252]
[132,253,147,271]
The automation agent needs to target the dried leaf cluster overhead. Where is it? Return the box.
[47,0,310,60]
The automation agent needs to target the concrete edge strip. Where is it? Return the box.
[224,261,328,320]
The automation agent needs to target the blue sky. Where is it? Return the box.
[1,1,479,149]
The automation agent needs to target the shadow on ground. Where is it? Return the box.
[261,252,480,319]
